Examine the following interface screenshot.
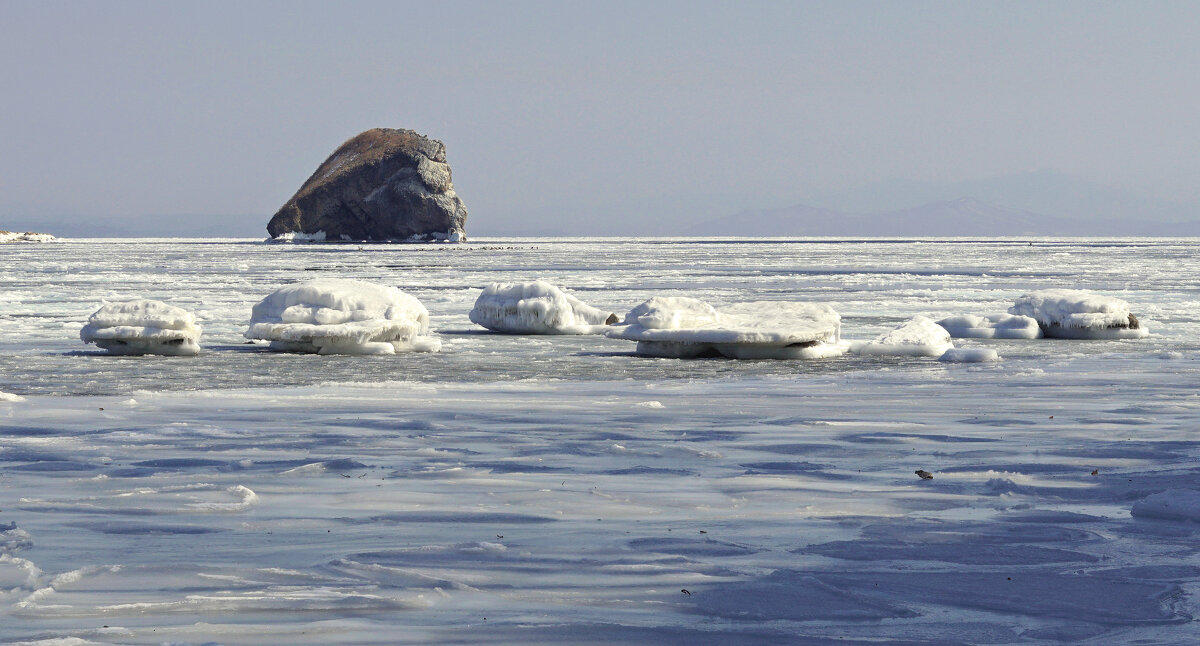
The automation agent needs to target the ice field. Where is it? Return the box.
[3,237,1200,644]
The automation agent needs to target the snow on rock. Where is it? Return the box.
[605,297,849,359]
[469,280,618,334]
[1009,289,1149,339]
[937,313,1042,339]
[1131,489,1200,522]
[939,347,1000,363]
[854,316,954,357]
[0,231,55,243]
[79,300,202,356]
[245,279,439,355]
[270,230,327,243]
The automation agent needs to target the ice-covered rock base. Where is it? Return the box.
[79,300,202,356]
[607,297,849,359]
[469,280,618,334]
[1009,289,1149,339]
[245,279,440,355]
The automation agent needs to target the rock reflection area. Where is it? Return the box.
[1,237,1199,644]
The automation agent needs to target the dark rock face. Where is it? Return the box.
[267,128,468,242]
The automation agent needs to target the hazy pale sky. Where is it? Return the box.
[2,1,1198,234]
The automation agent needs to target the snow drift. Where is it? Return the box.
[1008,289,1148,339]
[605,296,849,359]
[469,281,618,334]
[937,313,1042,339]
[245,279,439,355]
[79,300,202,356]
[854,316,954,358]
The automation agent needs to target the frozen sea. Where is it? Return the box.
[2,236,1200,644]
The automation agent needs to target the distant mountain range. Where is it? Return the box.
[694,197,1200,237]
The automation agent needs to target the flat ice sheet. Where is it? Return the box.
[3,237,1200,643]
[3,359,1200,644]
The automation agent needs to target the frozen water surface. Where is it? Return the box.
[3,237,1200,643]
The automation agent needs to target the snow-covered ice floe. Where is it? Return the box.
[245,279,440,355]
[1009,289,1149,339]
[937,313,1042,339]
[0,230,55,243]
[469,280,618,334]
[853,316,954,358]
[605,296,849,359]
[79,300,202,356]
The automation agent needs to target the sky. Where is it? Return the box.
[2,1,1198,235]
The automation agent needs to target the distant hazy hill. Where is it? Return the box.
[695,197,1200,237]
[806,170,1200,224]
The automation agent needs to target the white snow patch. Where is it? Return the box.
[855,316,954,357]
[79,300,202,356]
[272,230,328,242]
[1009,289,1149,339]
[0,391,25,402]
[246,279,440,355]
[937,313,1042,339]
[1131,489,1200,522]
[469,280,617,334]
[606,297,848,359]
[939,347,1001,363]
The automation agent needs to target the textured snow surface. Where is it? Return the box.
[608,297,847,359]
[2,236,1200,644]
[78,300,201,356]
[469,280,616,334]
[855,315,954,357]
[246,279,438,354]
[938,313,1043,339]
[1010,289,1149,338]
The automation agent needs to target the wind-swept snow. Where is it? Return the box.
[606,297,848,359]
[469,280,617,334]
[79,300,201,356]
[245,279,439,354]
[854,316,954,357]
[937,313,1042,339]
[1009,289,1149,339]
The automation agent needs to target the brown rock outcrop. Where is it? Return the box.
[267,128,467,242]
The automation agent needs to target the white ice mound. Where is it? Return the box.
[855,316,954,357]
[245,279,439,355]
[1008,289,1148,339]
[79,299,202,356]
[606,296,849,359]
[469,280,618,334]
[938,347,1000,363]
[1131,489,1200,522]
[937,313,1042,339]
